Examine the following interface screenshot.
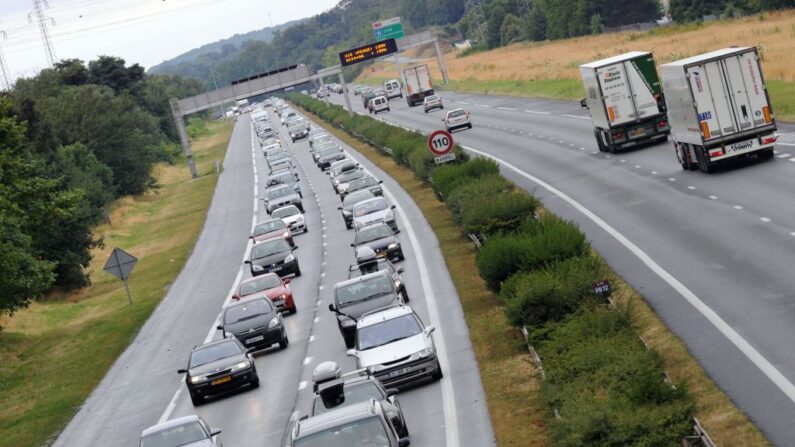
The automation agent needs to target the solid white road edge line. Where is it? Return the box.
[461,143,795,404]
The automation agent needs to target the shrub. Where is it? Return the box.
[446,174,512,224]
[461,191,539,236]
[432,158,500,198]
[500,255,602,327]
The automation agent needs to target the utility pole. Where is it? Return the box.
[465,0,486,45]
[29,0,57,67]
[0,30,11,91]
[516,0,531,16]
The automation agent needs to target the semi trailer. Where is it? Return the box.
[402,65,434,107]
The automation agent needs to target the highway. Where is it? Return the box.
[53,110,494,446]
[328,89,795,445]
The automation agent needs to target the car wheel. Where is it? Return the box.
[250,374,260,389]
[468,124,473,129]
[190,392,205,406]
[294,264,302,277]
[346,222,352,230]
[424,110,428,114]
[432,362,444,380]
[279,333,289,350]
[401,287,410,303]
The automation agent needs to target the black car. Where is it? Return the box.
[338,190,375,229]
[349,247,408,302]
[347,176,383,198]
[328,271,403,348]
[352,222,404,261]
[218,298,288,352]
[245,238,301,277]
[177,337,258,406]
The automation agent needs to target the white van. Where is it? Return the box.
[384,79,402,99]
[370,96,390,115]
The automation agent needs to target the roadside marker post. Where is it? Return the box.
[103,247,138,305]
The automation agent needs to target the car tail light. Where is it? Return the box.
[612,131,623,140]
[761,135,778,145]
[709,150,723,158]
[658,120,668,128]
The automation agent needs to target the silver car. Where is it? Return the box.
[444,108,472,132]
[352,197,397,231]
[139,415,222,447]
[265,184,303,214]
[347,304,442,388]
[423,95,443,113]
[272,205,306,233]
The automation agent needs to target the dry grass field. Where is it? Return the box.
[359,10,795,119]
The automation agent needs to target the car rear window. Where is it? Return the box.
[140,421,207,447]
[251,239,291,259]
[223,298,273,325]
[239,275,282,296]
[336,275,393,306]
[272,206,300,218]
[353,199,388,217]
[449,110,466,118]
[254,219,286,236]
[294,416,389,447]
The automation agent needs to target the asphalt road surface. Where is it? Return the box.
[328,89,795,446]
[53,111,495,446]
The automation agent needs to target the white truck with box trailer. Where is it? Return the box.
[580,51,671,153]
[660,47,777,173]
[402,65,434,107]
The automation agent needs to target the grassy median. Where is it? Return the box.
[295,105,768,446]
[0,119,234,447]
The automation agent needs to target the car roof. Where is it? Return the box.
[224,295,272,311]
[447,108,466,114]
[358,304,413,327]
[193,336,239,352]
[334,270,390,290]
[353,197,387,208]
[273,204,300,214]
[141,415,202,437]
[239,272,280,286]
[295,400,380,438]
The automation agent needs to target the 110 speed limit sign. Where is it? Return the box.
[428,129,456,164]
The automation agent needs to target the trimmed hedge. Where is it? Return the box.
[538,306,695,446]
[288,94,696,446]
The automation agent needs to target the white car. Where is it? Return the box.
[347,304,442,388]
[139,415,222,447]
[272,205,306,233]
[443,108,472,132]
[352,197,396,232]
[369,96,390,114]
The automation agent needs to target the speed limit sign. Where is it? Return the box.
[428,130,456,164]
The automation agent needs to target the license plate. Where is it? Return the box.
[245,335,264,344]
[274,299,285,306]
[387,367,412,379]
[211,376,232,386]
[629,128,646,138]
[271,265,282,271]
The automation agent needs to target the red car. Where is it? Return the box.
[232,273,296,314]
[251,218,294,246]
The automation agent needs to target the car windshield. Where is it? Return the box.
[189,340,242,367]
[426,95,439,102]
[449,110,466,118]
[356,225,393,244]
[272,206,300,219]
[269,173,295,185]
[239,275,282,296]
[339,171,364,183]
[289,123,306,131]
[253,220,285,236]
[336,275,393,306]
[294,416,389,447]
[358,314,423,351]
[344,191,375,208]
[353,199,388,217]
[332,164,355,175]
[319,148,341,158]
[251,239,290,259]
[223,299,273,324]
[268,186,292,199]
[313,382,382,415]
[140,421,207,447]
[349,260,388,279]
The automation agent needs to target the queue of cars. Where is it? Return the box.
[141,99,439,447]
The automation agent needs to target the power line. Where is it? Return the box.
[0,30,11,90]
[29,0,57,67]
[516,0,531,16]
[465,0,486,44]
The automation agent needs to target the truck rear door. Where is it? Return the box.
[724,51,774,132]
[626,56,662,120]
[687,62,736,141]
[417,65,432,91]
[597,63,636,126]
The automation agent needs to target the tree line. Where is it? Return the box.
[1,56,202,319]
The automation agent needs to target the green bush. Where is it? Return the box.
[500,255,602,327]
[538,306,695,446]
[461,191,539,236]
[477,215,588,291]
[432,158,500,198]
[446,174,512,224]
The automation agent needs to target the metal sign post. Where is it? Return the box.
[103,247,138,305]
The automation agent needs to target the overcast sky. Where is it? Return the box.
[0,0,340,80]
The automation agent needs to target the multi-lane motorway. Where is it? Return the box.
[54,109,494,446]
[328,89,795,445]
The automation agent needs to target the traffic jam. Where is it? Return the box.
[139,98,438,447]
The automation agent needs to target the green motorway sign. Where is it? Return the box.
[375,23,404,40]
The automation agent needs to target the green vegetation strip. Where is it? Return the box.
[289,94,769,446]
[0,119,234,447]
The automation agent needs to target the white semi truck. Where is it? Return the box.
[660,47,777,173]
[580,51,671,153]
[402,65,434,107]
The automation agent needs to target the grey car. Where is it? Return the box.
[423,95,443,113]
[352,197,397,232]
[352,222,404,262]
[288,122,310,142]
[318,151,347,171]
[140,415,222,447]
[266,171,302,197]
[338,189,375,229]
[177,338,258,405]
[333,169,366,196]
[265,184,303,214]
[290,400,408,447]
[346,176,383,198]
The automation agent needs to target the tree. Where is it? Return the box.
[524,4,548,41]
[500,14,524,45]
[598,0,660,26]
[486,5,507,48]
[88,56,146,96]
[54,143,115,214]
[54,59,89,86]
[590,13,603,34]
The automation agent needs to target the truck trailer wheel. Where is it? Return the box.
[594,129,607,152]
[695,147,714,173]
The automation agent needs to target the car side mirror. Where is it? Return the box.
[284,278,291,284]
[328,303,337,313]
[338,206,343,210]
[386,388,399,397]
[248,235,254,239]
[216,325,224,331]
[399,439,410,447]
[397,268,405,274]
[394,230,401,235]
[177,369,187,374]
[346,349,359,358]
[292,245,299,250]
[425,325,436,335]
[378,181,384,184]
[391,205,396,210]
[580,98,588,109]
[210,429,222,437]
[350,243,355,247]
[244,260,251,264]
